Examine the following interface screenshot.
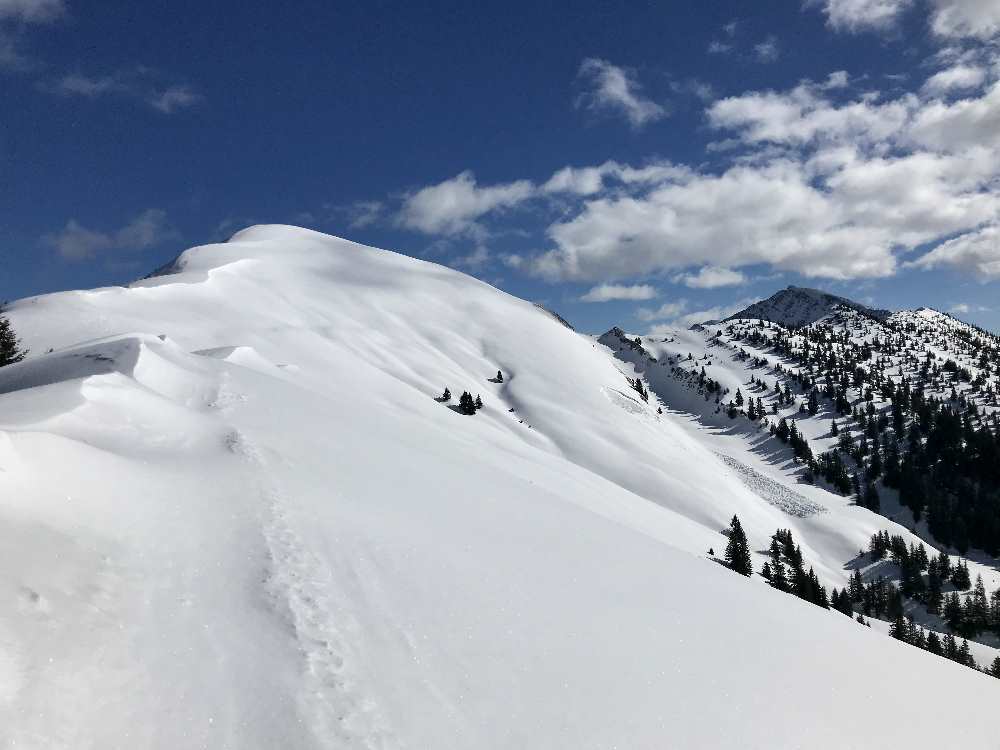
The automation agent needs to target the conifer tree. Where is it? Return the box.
[458,391,476,415]
[724,515,753,577]
[926,630,943,656]
[474,394,484,410]
[0,314,26,367]
[889,614,909,642]
[990,656,1000,678]
[442,387,451,401]
[496,370,503,382]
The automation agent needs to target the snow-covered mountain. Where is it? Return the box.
[601,290,1000,672]
[723,285,891,327]
[1,226,998,749]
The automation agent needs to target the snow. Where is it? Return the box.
[723,285,891,327]
[1,225,997,748]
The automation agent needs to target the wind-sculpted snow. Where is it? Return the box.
[0,225,997,748]
[716,453,827,518]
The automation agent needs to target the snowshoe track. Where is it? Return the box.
[224,416,394,749]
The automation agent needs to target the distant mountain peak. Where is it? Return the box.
[724,286,890,327]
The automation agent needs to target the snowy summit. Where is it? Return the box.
[0,226,997,748]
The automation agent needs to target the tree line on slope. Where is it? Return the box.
[725,315,1000,557]
[723,515,1000,678]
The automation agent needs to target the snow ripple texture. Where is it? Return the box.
[716,453,827,518]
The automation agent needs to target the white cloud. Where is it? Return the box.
[543,165,608,196]
[909,80,1000,151]
[753,36,781,63]
[44,209,175,261]
[947,302,990,313]
[923,64,987,94]
[533,160,901,282]
[636,300,689,321]
[909,224,1000,279]
[148,85,201,113]
[674,266,747,288]
[930,0,1000,40]
[707,83,916,148]
[0,0,64,23]
[811,0,1000,39]
[452,246,492,270]
[643,299,755,330]
[580,283,658,303]
[51,70,202,113]
[344,200,384,229]
[811,0,913,31]
[824,71,851,89]
[394,59,1000,287]
[576,58,667,128]
[543,160,689,196]
[397,170,535,237]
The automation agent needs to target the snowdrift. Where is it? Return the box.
[0,225,995,749]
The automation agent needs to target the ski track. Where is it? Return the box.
[716,453,827,518]
[218,378,394,750]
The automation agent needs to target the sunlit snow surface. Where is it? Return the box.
[0,226,996,748]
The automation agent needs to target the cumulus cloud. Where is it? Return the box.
[576,58,667,128]
[707,82,916,148]
[580,283,658,302]
[397,170,535,237]
[811,0,913,31]
[909,224,1000,278]
[390,53,1000,287]
[44,209,175,261]
[532,160,902,282]
[923,63,987,94]
[674,266,747,288]
[909,80,1000,151]
[530,71,1000,283]
[930,0,1000,40]
[811,0,1000,39]
[543,160,689,196]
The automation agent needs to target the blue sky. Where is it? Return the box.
[4,0,1000,333]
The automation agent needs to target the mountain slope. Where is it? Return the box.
[724,285,891,327]
[1,226,997,749]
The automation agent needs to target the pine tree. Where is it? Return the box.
[474,394,484,410]
[958,639,975,668]
[926,630,943,656]
[496,370,503,382]
[458,391,476,415]
[944,632,958,661]
[442,387,451,401]
[0,314,26,366]
[724,515,753,576]
[990,656,1000,678]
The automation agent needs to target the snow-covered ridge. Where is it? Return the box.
[1,226,997,748]
[725,285,891,327]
